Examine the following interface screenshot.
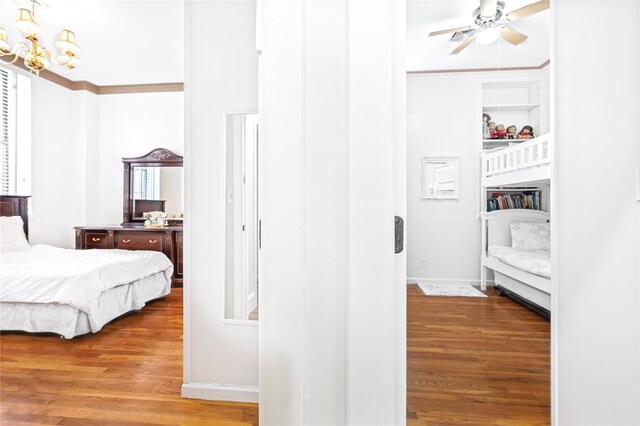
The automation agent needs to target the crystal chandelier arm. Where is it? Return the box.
[0,41,30,65]
[52,62,73,75]
[42,46,74,75]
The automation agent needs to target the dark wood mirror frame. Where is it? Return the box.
[122,148,183,226]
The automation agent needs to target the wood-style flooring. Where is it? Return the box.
[0,289,258,426]
[1,285,549,425]
[407,284,550,425]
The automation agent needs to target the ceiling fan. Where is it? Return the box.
[428,0,549,55]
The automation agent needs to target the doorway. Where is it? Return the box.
[405,0,552,423]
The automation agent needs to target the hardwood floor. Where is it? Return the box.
[407,284,550,425]
[1,285,549,425]
[0,289,258,426]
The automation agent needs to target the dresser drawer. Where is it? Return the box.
[85,232,109,249]
[115,232,165,252]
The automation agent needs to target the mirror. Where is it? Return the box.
[224,113,259,321]
[122,148,183,226]
[132,166,184,220]
[421,156,459,199]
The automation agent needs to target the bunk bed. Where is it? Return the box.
[480,135,552,318]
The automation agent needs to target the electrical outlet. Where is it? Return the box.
[421,258,427,268]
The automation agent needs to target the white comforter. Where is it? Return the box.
[0,245,173,313]
[488,245,551,279]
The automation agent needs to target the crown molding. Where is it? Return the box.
[407,59,550,75]
[0,57,183,95]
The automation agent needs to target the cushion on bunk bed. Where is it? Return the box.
[509,222,550,251]
[488,245,551,279]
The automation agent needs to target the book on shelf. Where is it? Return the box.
[487,191,541,211]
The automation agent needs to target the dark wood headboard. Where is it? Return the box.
[0,195,30,239]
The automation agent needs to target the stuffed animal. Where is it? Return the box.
[517,125,535,139]
[482,113,491,139]
[506,125,517,139]
[495,124,507,139]
[488,122,497,139]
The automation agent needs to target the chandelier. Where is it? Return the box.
[0,0,81,76]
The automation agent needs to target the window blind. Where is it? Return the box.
[1,68,10,195]
[1,66,30,197]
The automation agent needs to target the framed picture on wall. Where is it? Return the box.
[421,156,459,200]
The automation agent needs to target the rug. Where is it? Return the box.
[417,283,487,298]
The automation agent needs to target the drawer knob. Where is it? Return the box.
[92,237,101,242]
[122,239,131,243]
[149,239,158,244]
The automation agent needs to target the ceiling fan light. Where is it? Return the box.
[14,8,42,36]
[55,30,80,55]
[477,27,499,45]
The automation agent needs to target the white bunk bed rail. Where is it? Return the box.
[482,134,552,187]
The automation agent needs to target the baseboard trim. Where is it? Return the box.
[181,383,259,403]
[407,277,494,287]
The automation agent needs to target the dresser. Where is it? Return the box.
[75,225,183,286]
[74,148,185,287]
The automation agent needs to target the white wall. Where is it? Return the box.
[183,0,259,401]
[553,2,640,424]
[406,69,548,283]
[28,74,184,247]
[29,78,90,248]
[96,92,184,224]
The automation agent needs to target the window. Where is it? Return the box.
[132,166,161,201]
[1,66,31,196]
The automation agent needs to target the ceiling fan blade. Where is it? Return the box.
[450,33,477,55]
[500,26,528,45]
[505,0,550,22]
[429,25,472,37]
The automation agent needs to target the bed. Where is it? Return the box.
[481,134,551,187]
[480,136,552,318]
[480,209,551,318]
[0,195,173,338]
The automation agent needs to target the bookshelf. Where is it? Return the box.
[485,188,546,212]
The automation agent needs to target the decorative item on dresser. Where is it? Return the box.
[74,148,184,286]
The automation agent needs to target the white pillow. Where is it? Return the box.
[509,222,550,251]
[0,216,30,253]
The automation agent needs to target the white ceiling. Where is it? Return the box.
[407,0,550,72]
[0,0,184,86]
[0,0,548,83]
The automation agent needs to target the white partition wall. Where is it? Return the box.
[183,0,259,402]
[552,1,640,424]
[258,0,406,424]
